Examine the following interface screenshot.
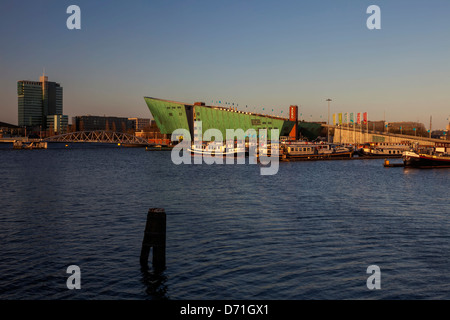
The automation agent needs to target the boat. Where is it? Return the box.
[13,140,47,150]
[188,141,246,157]
[282,141,353,159]
[145,144,174,151]
[255,142,281,158]
[403,143,450,168]
[358,142,410,157]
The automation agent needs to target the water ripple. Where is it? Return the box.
[1,147,449,299]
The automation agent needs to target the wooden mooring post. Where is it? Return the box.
[140,208,166,271]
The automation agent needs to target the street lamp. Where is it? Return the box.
[326,99,332,142]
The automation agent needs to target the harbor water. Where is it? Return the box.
[0,144,449,299]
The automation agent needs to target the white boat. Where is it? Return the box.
[188,141,246,157]
[282,141,353,158]
[360,142,410,157]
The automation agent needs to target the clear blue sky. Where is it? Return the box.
[1,0,449,129]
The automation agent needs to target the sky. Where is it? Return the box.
[1,0,449,129]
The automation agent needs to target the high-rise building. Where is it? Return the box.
[17,80,44,128]
[17,72,66,133]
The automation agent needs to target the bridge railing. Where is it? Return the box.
[43,131,149,145]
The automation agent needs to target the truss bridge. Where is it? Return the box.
[43,131,149,146]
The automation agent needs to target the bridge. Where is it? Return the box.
[43,131,150,146]
[322,124,449,146]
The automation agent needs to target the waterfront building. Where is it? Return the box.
[47,115,69,134]
[128,117,151,131]
[143,97,329,141]
[72,115,133,132]
[144,97,295,141]
[17,73,67,133]
[0,121,22,137]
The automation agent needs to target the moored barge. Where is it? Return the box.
[403,142,450,168]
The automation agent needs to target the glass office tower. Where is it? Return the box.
[17,73,66,133]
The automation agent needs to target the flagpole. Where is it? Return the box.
[326,99,332,143]
[353,112,356,145]
[360,114,362,144]
[366,112,369,142]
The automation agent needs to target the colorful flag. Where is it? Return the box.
[350,113,354,123]
[332,114,336,125]
[338,113,342,124]
[363,112,368,125]
[357,113,361,124]
[344,113,348,124]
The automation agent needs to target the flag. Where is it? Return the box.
[363,112,368,125]
[344,113,348,124]
[338,113,342,124]
[350,113,354,123]
[357,113,361,124]
[332,114,336,125]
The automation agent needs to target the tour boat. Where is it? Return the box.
[359,142,410,157]
[282,141,353,159]
[188,142,246,157]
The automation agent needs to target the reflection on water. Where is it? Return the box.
[140,267,168,300]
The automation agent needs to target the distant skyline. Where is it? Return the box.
[1,0,449,129]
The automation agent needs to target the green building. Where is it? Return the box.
[144,97,295,141]
[17,73,66,133]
